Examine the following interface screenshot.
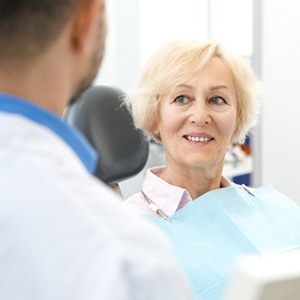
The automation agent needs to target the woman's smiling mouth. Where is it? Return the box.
[184,135,214,142]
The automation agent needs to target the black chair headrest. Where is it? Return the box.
[65,84,149,185]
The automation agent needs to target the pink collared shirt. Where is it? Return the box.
[123,166,236,218]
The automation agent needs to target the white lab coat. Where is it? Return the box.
[0,111,192,300]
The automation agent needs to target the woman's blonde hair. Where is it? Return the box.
[126,40,261,144]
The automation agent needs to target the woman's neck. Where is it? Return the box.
[159,164,223,200]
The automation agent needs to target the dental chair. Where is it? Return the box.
[64,84,149,197]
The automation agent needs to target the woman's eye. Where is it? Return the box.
[210,96,226,104]
[174,95,189,104]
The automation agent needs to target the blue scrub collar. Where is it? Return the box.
[0,93,98,174]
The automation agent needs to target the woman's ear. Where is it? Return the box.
[150,113,161,136]
[152,124,159,136]
[231,112,240,143]
[151,125,162,143]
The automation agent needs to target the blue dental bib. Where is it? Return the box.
[145,185,300,300]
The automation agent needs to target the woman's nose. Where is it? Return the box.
[190,100,211,126]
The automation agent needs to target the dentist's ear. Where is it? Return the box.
[69,0,106,54]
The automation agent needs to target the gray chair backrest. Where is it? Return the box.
[65,84,149,187]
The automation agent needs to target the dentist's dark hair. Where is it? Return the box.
[0,0,78,63]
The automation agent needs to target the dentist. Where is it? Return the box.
[0,1,192,299]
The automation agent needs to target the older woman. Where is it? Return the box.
[123,40,300,299]
[125,40,260,212]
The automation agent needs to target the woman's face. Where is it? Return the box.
[153,57,238,173]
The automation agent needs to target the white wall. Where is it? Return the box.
[94,0,118,85]
[96,0,209,93]
[139,0,209,68]
[210,0,253,57]
[256,0,300,202]
[97,0,253,90]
